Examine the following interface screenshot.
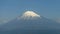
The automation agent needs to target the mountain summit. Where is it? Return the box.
[20,11,40,19]
[0,11,60,34]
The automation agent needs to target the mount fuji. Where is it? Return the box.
[0,11,60,34]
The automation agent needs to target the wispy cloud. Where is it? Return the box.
[0,19,8,24]
[53,18,60,23]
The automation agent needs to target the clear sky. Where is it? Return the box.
[0,0,60,23]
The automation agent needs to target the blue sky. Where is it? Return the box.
[0,0,60,23]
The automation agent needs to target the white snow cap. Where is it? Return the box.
[23,11,40,17]
[20,11,40,19]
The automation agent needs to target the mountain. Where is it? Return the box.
[0,11,60,34]
[18,11,40,20]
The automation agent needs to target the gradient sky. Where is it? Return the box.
[0,0,60,23]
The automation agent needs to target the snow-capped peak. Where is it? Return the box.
[17,11,41,20]
[23,11,40,17]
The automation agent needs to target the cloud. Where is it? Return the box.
[54,18,60,23]
[56,19,60,23]
[0,19,8,24]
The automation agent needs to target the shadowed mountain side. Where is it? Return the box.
[0,16,60,31]
[0,11,60,34]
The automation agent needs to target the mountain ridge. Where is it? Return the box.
[0,15,60,31]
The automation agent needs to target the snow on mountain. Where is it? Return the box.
[0,11,60,32]
[17,11,41,20]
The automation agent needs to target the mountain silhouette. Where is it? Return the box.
[0,11,60,34]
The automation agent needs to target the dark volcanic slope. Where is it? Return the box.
[0,16,60,31]
[0,11,60,34]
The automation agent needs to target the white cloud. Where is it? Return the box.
[54,18,60,23]
[57,19,60,23]
[0,19,8,24]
